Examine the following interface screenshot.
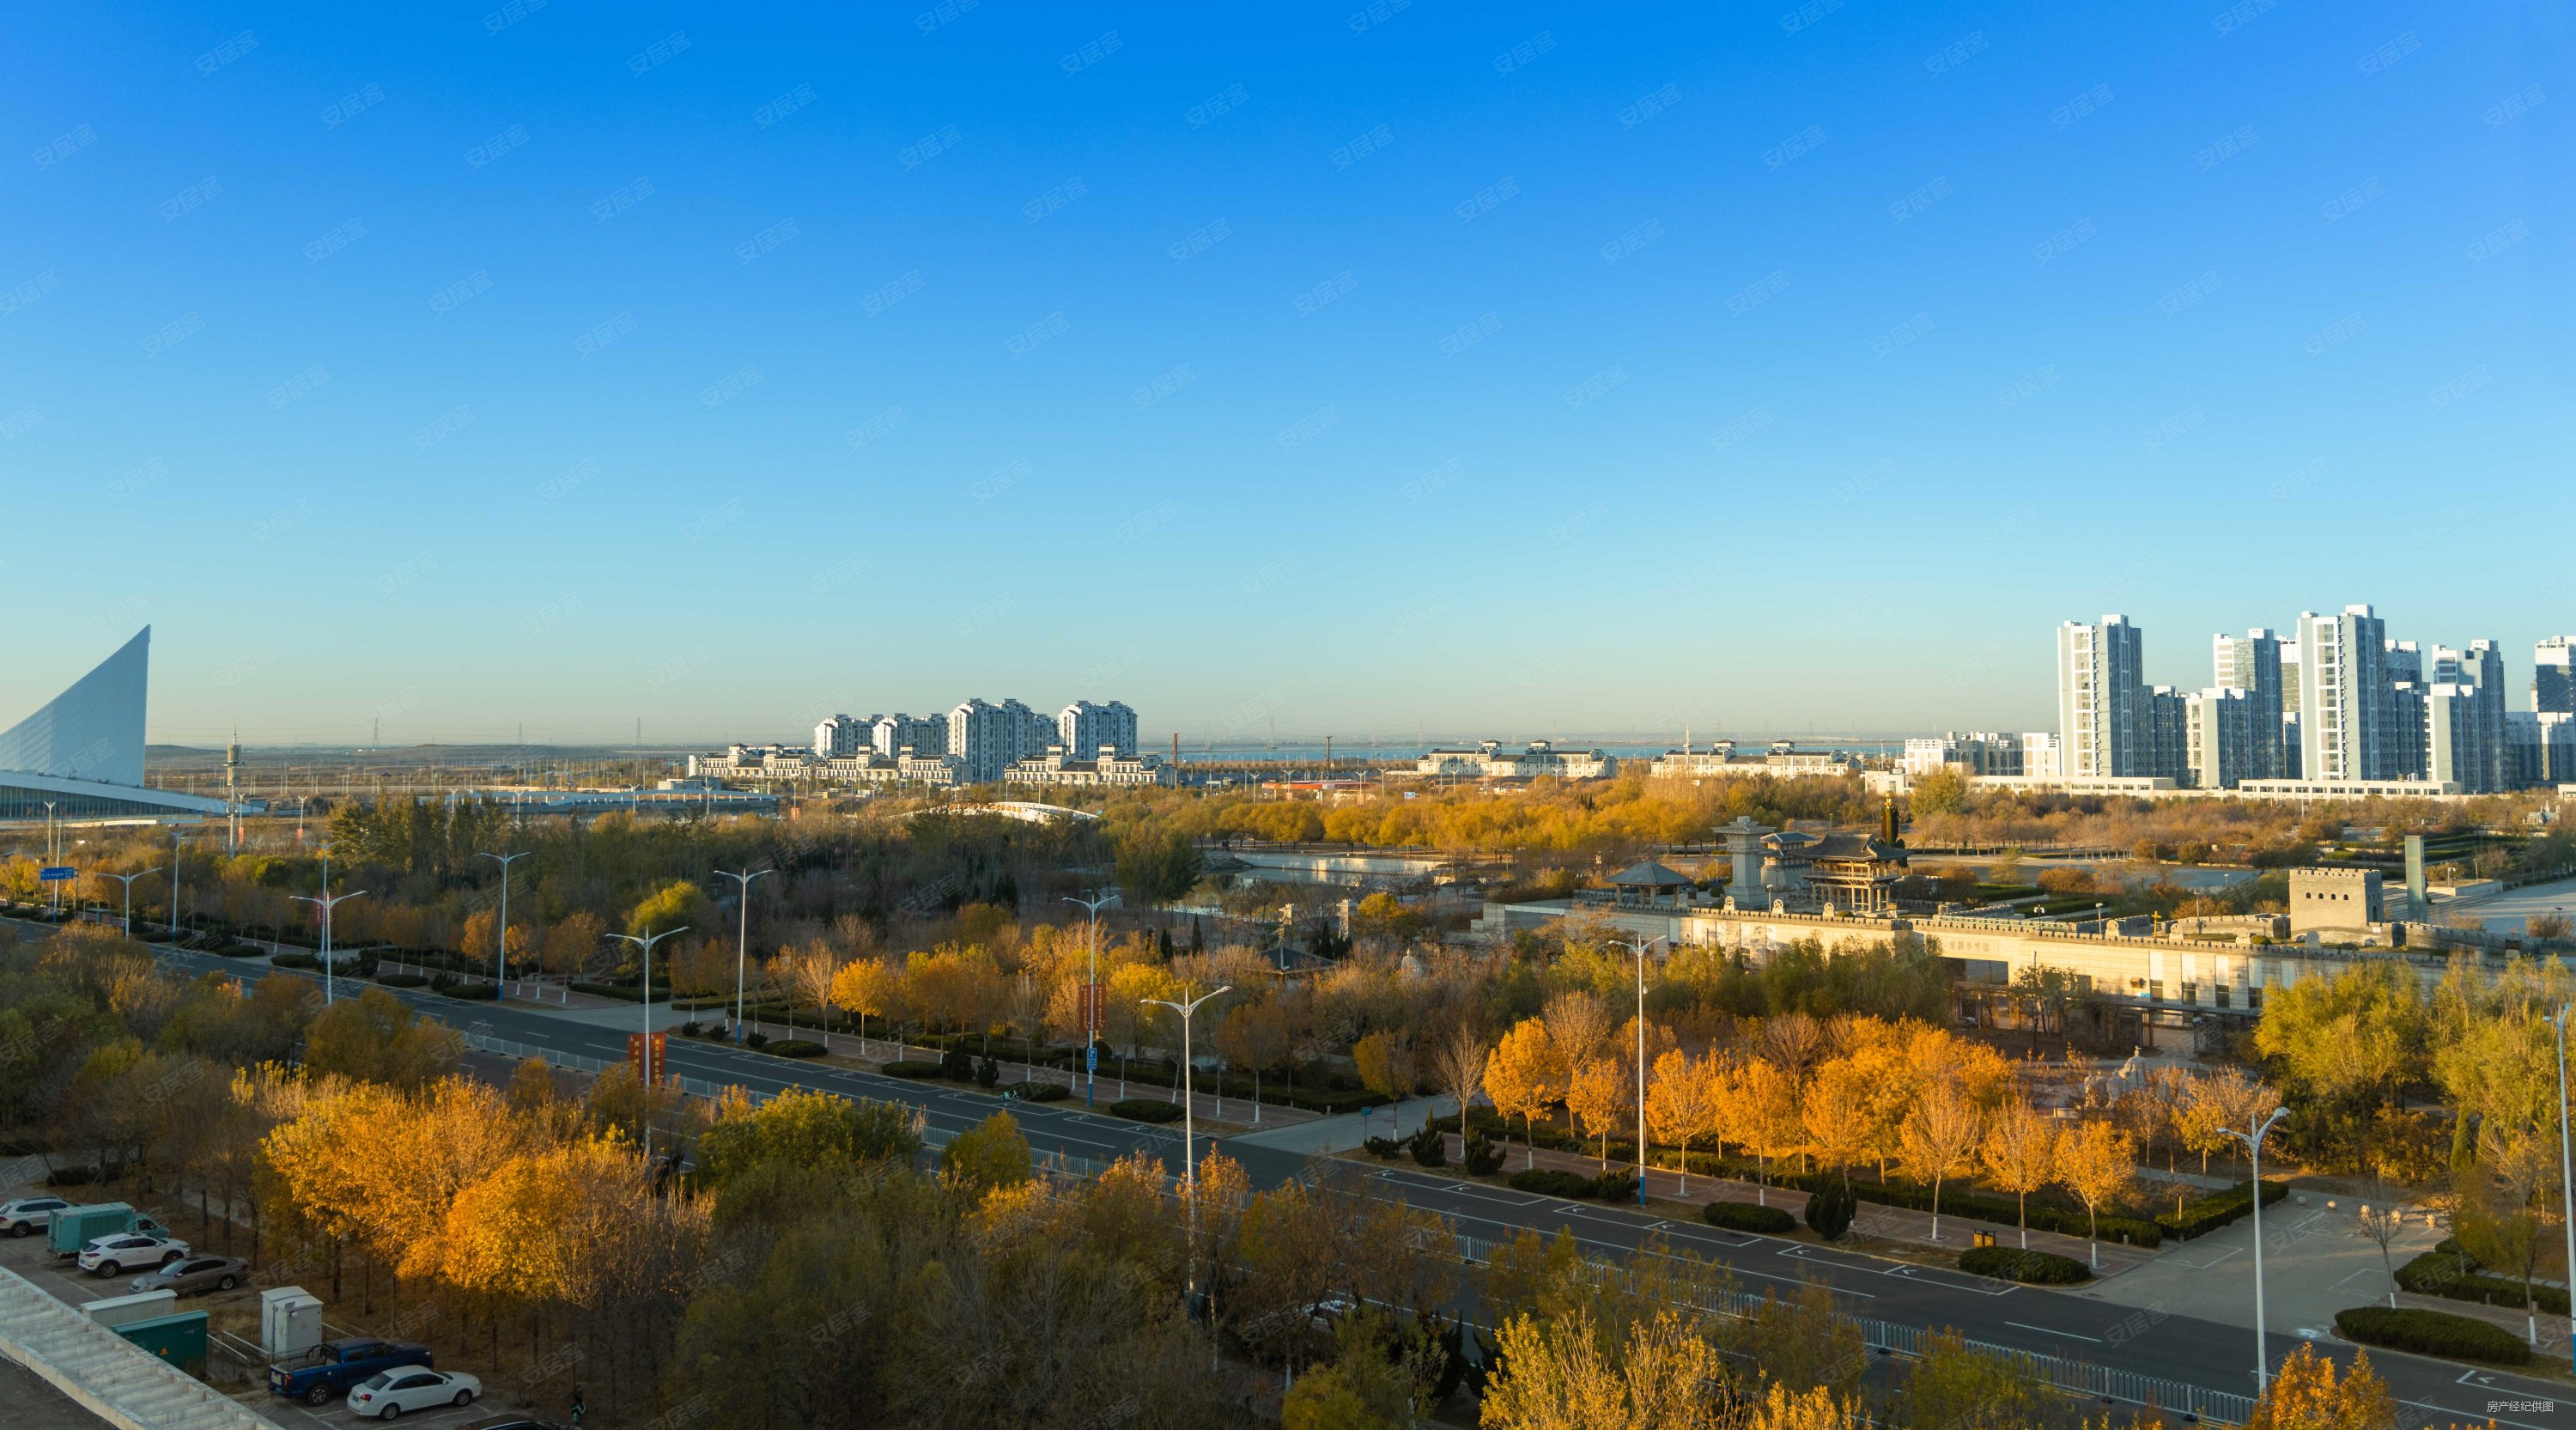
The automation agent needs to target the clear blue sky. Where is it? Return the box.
[3,1,2567,747]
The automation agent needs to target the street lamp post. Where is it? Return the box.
[1141,983,1231,1320]
[101,871,153,937]
[43,803,58,918]
[1063,891,1121,1107]
[476,849,529,998]
[717,868,773,1046]
[2222,1105,2289,1397]
[168,830,184,938]
[290,849,367,1008]
[2554,1004,2576,1355]
[606,927,690,1153]
[1613,934,1665,1208]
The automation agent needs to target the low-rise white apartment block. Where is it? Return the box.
[1004,745,1177,788]
[1420,739,1619,780]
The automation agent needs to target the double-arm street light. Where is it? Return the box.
[476,849,530,996]
[717,868,773,1046]
[606,926,690,1153]
[1141,982,1230,1333]
[290,847,366,1007]
[2222,1104,2290,1396]
[100,870,155,937]
[1063,891,1121,1106]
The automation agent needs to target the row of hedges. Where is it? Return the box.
[1959,1246,2091,1284]
[2397,1244,2571,1316]
[2153,1178,2288,1241]
[1450,1109,2168,1247]
[1508,1167,1640,1202]
[1109,1098,1184,1123]
[2334,1306,2531,1365]
[1703,1202,1797,1234]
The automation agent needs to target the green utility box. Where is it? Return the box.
[113,1311,210,1377]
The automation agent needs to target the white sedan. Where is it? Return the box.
[346,1367,481,1420]
[76,1232,189,1276]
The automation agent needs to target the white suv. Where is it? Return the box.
[77,1232,190,1276]
[0,1197,70,1237]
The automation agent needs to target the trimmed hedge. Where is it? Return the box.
[1451,1108,2164,1246]
[766,1040,828,1058]
[1018,1082,1070,1103]
[881,1060,947,1079]
[2397,1246,2572,1316]
[1594,1171,1639,1204]
[270,952,320,971]
[1704,1202,1797,1234]
[1109,1098,1185,1123]
[1510,1168,1599,1200]
[1960,1246,2091,1284]
[1364,1136,1405,1159]
[2334,1306,2532,1366]
[432,979,499,1001]
[2154,1178,2288,1242]
[374,973,428,989]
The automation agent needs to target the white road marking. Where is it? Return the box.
[2005,1321,2099,1342]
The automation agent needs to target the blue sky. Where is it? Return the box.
[3,1,2567,747]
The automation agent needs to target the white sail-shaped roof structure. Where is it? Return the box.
[0,627,150,785]
[1,627,226,821]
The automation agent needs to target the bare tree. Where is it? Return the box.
[1428,1025,1486,1138]
[2355,1174,2406,1310]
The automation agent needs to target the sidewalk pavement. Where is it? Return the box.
[1232,1097,1455,1154]
[2076,1189,2572,1353]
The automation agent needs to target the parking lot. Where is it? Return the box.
[0,1188,501,1430]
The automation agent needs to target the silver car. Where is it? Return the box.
[128,1254,249,1296]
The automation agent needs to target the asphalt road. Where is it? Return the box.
[56,928,2576,1429]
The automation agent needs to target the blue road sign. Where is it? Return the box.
[1085,1046,1098,1073]
[38,867,75,882]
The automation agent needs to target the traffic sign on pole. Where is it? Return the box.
[38,867,75,882]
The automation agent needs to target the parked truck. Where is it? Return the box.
[46,1203,167,1257]
[266,1337,434,1406]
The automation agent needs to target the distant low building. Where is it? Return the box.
[1901,733,2023,778]
[689,743,959,787]
[1004,745,1177,788]
[1416,739,1616,780]
[1647,744,1856,781]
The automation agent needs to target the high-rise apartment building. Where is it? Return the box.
[2536,637,2575,716]
[2213,630,2287,779]
[1057,700,1139,759]
[2425,684,2489,791]
[948,697,1054,782]
[2057,616,2145,777]
[814,713,868,758]
[2295,605,2389,782]
[2430,641,2508,791]
[2145,686,2190,782]
[2539,711,2576,784]
[872,712,949,760]
[2384,681,2427,781]
[2185,688,2257,789]
[2021,733,2063,779]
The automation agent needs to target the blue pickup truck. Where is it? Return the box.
[267,1337,434,1406]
